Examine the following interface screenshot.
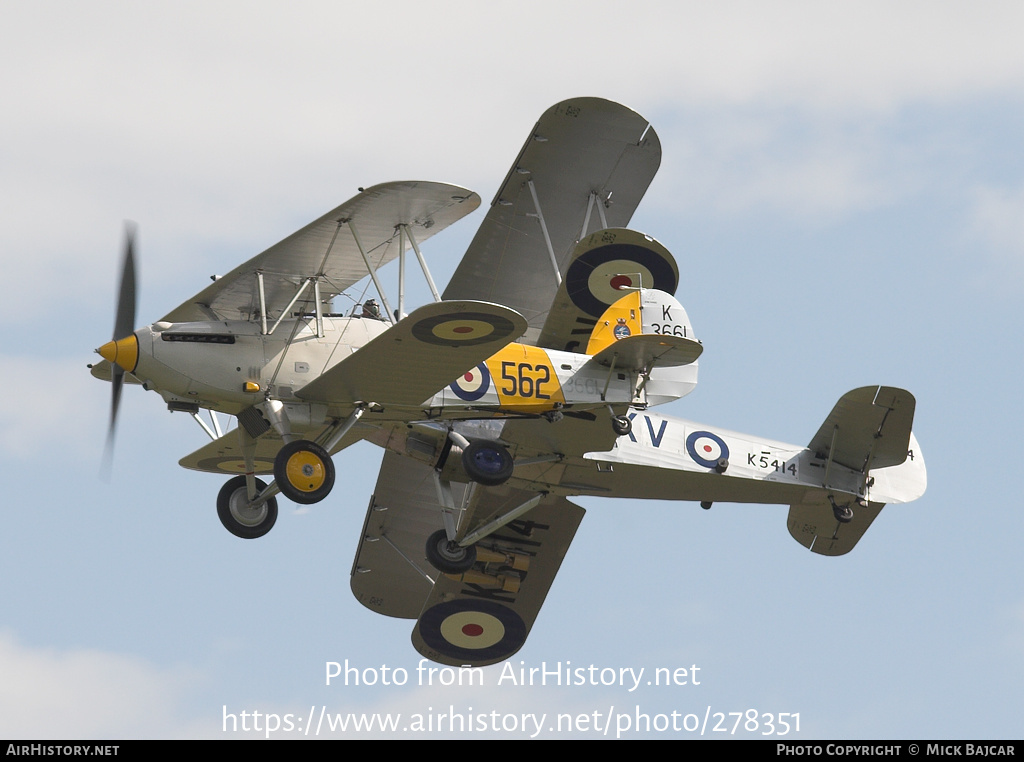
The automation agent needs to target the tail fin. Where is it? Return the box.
[808,386,916,472]
[537,228,679,353]
[788,386,925,556]
[585,288,702,369]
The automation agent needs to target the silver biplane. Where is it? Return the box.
[93,98,926,667]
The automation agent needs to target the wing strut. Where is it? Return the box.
[397,225,406,319]
[526,179,562,286]
[459,493,545,547]
[267,277,313,335]
[404,224,442,303]
[345,220,396,324]
[581,190,610,238]
[254,273,327,338]
[431,471,467,540]
[189,409,224,441]
[376,532,435,583]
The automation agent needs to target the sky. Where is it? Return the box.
[1,0,1022,739]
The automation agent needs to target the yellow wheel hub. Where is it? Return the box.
[284,450,326,492]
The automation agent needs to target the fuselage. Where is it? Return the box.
[558,410,924,506]
[99,314,924,510]
[107,314,698,423]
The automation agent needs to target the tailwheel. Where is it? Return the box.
[611,415,632,436]
[461,440,514,486]
[829,496,854,524]
[425,529,477,574]
[217,476,278,539]
[274,440,335,504]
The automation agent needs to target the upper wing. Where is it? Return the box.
[443,98,661,343]
[162,182,480,323]
[296,300,526,408]
[808,386,916,471]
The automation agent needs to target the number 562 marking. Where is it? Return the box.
[500,361,551,399]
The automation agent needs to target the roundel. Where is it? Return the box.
[565,242,679,318]
[418,599,527,663]
[685,430,730,469]
[197,457,275,474]
[411,311,518,347]
[449,363,491,401]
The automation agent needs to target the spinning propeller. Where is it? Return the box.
[97,224,139,475]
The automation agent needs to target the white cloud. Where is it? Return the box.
[2,2,1023,321]
[0,631,207,738]
[0,357,107,458]
[971,184,1024,262]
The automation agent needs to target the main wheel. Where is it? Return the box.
[611,415,632,436]
[461,440,514,486]
[425,529,477,574]
[274,440,335,504]
[217,475,278,539]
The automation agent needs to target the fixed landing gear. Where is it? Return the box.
[611,415,632,436]
[461,440,514,486]
[217,475,278,539]
[829,496,854,524]
[274,440,335,504]
[425,529,477,574]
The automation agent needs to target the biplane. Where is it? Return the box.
[92,98,926,667]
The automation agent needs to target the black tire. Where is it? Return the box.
[217,475,278,539]
[461,440,514,486]
[274,440,335,504]
[611,415,632,436]
[425,529,477,574]
[832,503,854,524]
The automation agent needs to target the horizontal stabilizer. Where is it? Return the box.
[590,333,702,370]
[297,300,527,409]
[808,386,915,473]
[788,497,884,556]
